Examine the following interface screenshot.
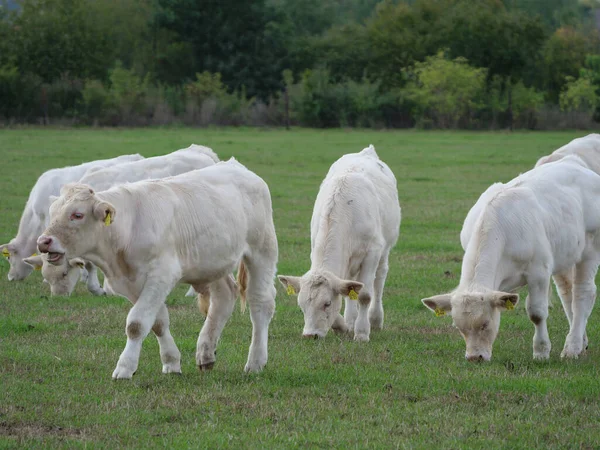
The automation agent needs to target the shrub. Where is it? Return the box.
[403,52,487,129]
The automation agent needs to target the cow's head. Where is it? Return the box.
[1,240,35,281]
[23,253,85,296]
[422,290,519,361]
[37,183,115,264]
[278,270,363,339]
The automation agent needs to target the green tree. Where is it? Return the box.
[157,0,289,99]
[12,0,113,82]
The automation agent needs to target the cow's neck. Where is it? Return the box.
[459,216,505,291]
[311,221,350,277]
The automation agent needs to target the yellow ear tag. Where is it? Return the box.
[104,212,111,226]
[506,300,515,311]
[286,285,296,295]
[2,248,9,257]
[434,307,446,317]
[348,289,359,300]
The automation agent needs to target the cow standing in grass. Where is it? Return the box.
[23,144,219,297]
[278,145,401,342]
[0,153,143,281]
[422,155,600,361]
[37,158,278,378]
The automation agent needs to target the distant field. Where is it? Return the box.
[0,128,598,448]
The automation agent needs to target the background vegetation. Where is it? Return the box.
[2,0,600,129]
[1,129,599,447]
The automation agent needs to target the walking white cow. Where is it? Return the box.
[422,155,600,361]
[0,153,143,281]
[23,144,219,296]
[37,158,278,378]
[278,145,401,341]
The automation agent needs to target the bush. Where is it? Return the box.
[403,52,487,129]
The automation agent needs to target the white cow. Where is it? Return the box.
[422,155,600,361]
[37,158,278,378]
[23,144,219,296]
[278,145,401,341]
[0,153,143,281]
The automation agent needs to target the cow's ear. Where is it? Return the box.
[68,257,86,269]
[93,201,116,225]
[336,279,364,298]
[490,292,519,311]
[422,294,453,316]
[277,275,302,295]
[23,255,44,270]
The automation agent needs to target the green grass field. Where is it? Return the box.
[1,128,599,449]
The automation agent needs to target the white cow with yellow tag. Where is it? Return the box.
[422,155,600,362]
[23,144,219,296]
[278,145,401,341]
[1,153,143,281]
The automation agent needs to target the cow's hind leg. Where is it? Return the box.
[195,275,237,371]
[553,267,588,350]
[561,258,599,358]
[112,277,178,380]
[369,250,390,330]
[242,251,277,373]
[153,304,181,374]
[526,275,552,360]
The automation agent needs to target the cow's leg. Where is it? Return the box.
[343,297,358,330]
[369,251,390,330]
[84,262,105,296]
[243,250,277,373]
[561,258,599,358]
[196,275,236,370]
[112,277,178,380]
[353,252,380,342]
[526,275,552,360]
[553,267,588,349]
[153,303,181,374]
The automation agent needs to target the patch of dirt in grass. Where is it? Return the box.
[0,422,87,440]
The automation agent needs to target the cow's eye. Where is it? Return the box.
[324,301,332,308]
[481,322,489,331]
[70,212,84,220]
[62,272,68,278]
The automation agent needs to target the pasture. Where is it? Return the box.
[1,128,599,448]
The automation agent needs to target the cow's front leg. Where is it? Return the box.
[153,304,181,374]
[196,275,236,371]
[344,298,358,330]
[526,276,551,360]
[113,278,177,380]
[84,262,105,296]
[369,252,390,330]
[353,253,379,342]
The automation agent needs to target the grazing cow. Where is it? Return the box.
[535,133,600,174]
[278,145,401,341]
[422,155,600,361]
[1,153,143,281]
[37,158,278,378]
[23,144,219,297]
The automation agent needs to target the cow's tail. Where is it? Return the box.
[237,259,248,313]
[196,287,210,317]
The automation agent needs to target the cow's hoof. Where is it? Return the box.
[112,367,135,380]
[354,333,370,342]
[560,348,581,359]
[244,361,266,373]
[533,352,550,361]
[162,363,182,374]
[198,362,215,372]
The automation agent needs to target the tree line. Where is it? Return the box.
[1,0,599,129]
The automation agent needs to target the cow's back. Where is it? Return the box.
[536,134,600,175]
